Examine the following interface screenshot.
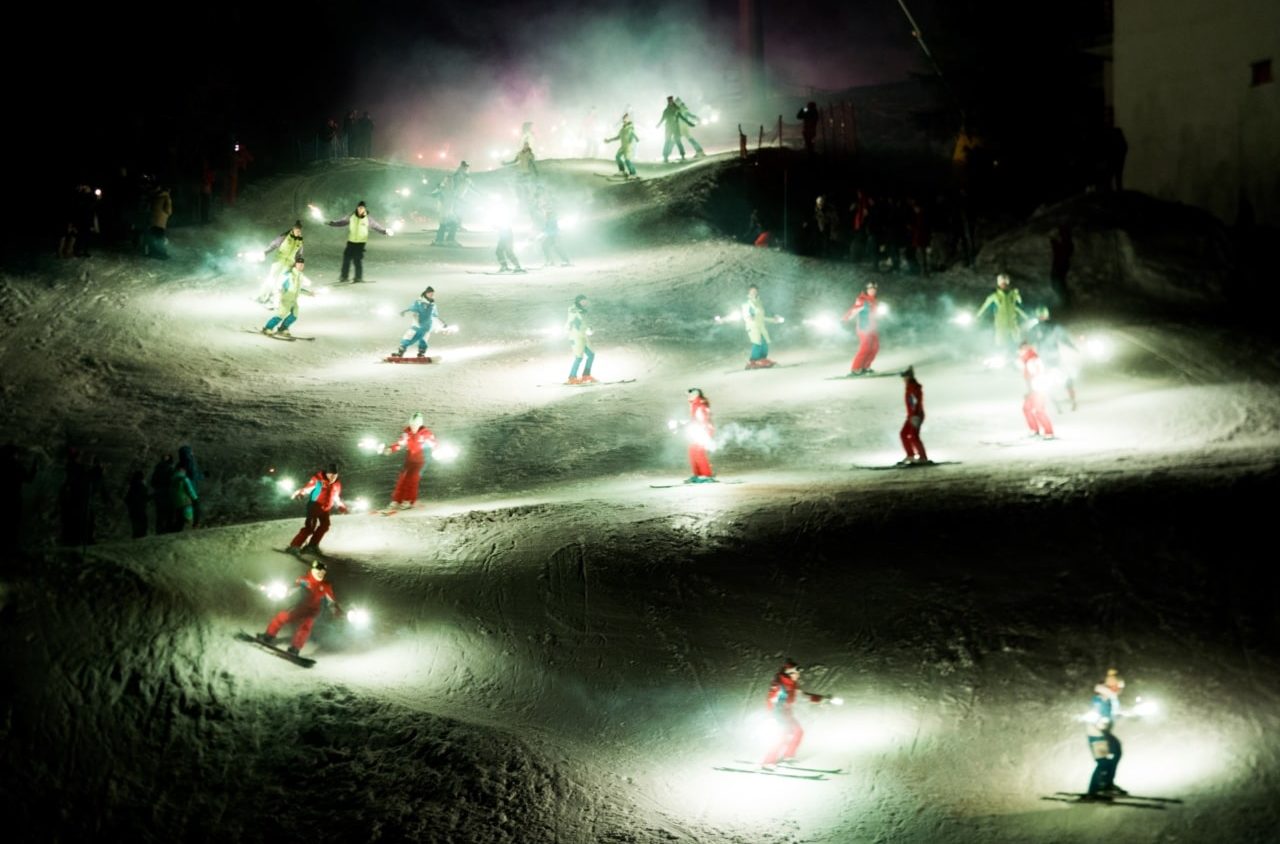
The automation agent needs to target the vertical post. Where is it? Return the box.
[783,168,789,251]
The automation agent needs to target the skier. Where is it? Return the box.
[1027,306,1079,411]
[379,412,439,511]
[742,284,784,369]
[495,220,524,273]
[841,281,881,375]
[286,464,348,555]
[657,96,686,163]
[899,366,928,464]
[539,205,571,267]
[433,161,474,245]
[261,256,315,337]
[674,98,706,159]
[685,388,716,483]
[258,559,346,658]
[974,273,1028,351]
[170,463,199,531]
[762,659,831,770]
[258,220,304,305]
[566,294,596,385]
[1018,341,1055,439]
[391,286,450,359]
[605,114,639,179]
[504,142,539,217]
[1083,668,1130,800]
[327,201,390,283]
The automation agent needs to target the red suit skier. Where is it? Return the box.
[261,560,344,655]
[382,412,438,510]
[842,281,880,375]
[1018,342,1055,438]
[900,366,928,464]
[762,659,829,769]
[686,388,716,482]
[288,464,347,554]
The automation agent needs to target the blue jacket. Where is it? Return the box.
[402,297,441,330]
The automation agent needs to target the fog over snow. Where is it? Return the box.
[2,156,1278,843]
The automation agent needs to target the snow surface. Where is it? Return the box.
[2,156,1279,843]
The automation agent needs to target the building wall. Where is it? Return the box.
[1115,0,1280,225]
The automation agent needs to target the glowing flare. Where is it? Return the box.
[952,312,974,327]
[397,187,411,198]
[307,204,324,222]
[433,443,460,462]
[1084,335,1113,361]
[803,314,840,335]
[347,607,372,629]
[352,497,370,513]
[264,580,289,601]
[358,437,381,452]
[876,303,890,317]
[1131,697,1159,717]
[276,477,294,494]
[375,304,395,318]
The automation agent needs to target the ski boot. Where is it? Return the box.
[256,633,278,646]
[579,374,597,383]
[566,376,583,385]
[390,349,404,358]
[287,646,301,657]
[416,350,428,359]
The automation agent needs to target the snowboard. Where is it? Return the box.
[712,766,826,781]
[595,173,642,181]
[465,269,533,276]
[1040,794,1165,810]
[980,435,1058,447]
[235,631,316,668]
[1052,791,1181,805]
[649,479,746,489]
[727,363,801,374]
[332,279,377,284]
[850,460,960,471]
[245,328,315,341]
[538,378,637,387]
[824,371,900,380]
[383,355,440,364]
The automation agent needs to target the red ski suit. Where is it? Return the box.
[762,671,824,766]
[1019,346,1055,436]
[687,395,715,478]
[843,291,880,372]
[387,425,437,505]
[290,472,346,550]
[901,376,928,461]
[266,569,343,650]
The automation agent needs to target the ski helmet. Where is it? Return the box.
[574,294,588,308]
[408,412,425,430]
[1036,306,1050,319]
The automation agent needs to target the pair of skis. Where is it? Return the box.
[1042,791,1182,810]
[713,761,845,781]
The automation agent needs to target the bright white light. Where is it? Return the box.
[276,477,294,494]
[386,229,395,237]
[982,354,1007,370]
[392,219,405,232]
[488,149,501,160]
[560,213,580,232]
[540,323,563,337]
[315,286,331,298]
[803,314,841,335]
[876,303,890,317]
[347,607,372,629]
[421,177,428,184]
[829,697,844,706]
[442,324,460,335]
[308,204,324,222]
[1084,335,1113,362]
[1131,697,1159,718]
[716,310,743,323]
[776,316,786,324]
[93,188,102,197]
[417,153,424,160]
[375,304,395,318]
[667,419,679,431]
[952,312,973,327]
[238,251,264,265]
[438,150,447,159]
[397,187,411,198]
[358,437,380,452]
[352,497,370,513]
[433,443,460,463]
[264,580,289,601]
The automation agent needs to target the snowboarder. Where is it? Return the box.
[658,96,686,163]
[495,221,524,273]
[1018,342,1055,439]
[286,464,348,555]
[762,659,831,769]
[605,114,639,178]
[1083,668,1129,800]
[674,98,706,159]
[742,284,784,368]
[327,201,390,282]
[379,412,439,510]
[685,388,716,483]
[262,256,315,337]
[258,220,304,305]
[1026,306,1079,411]
[900,366,928,464]
[974,273,1028,351]
[259,559,346,658]
[841,281,881,375]
[170,463,199,531]
[566,294,596,385]
[391,286,449,359]
[539,205,571,267]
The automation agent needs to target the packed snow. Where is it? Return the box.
[2,156,1278,843]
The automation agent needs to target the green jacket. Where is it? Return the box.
[743,294,771,345]
[607,121,638,156]
[566,304,591,356]
[976,287,1027,344]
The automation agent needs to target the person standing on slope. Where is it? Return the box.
[974,272,1028,352]
[841,281,881,375]
[899,366,928,465]
[566,294,597,385]
[261,256,315,337]
[1018,341,1055,439]
[258,559,345,658]
[685,388,716,483]
[379,412,439,511]
[286,464,348,555]
[391,286,451,359]
[327,200,390,283]
[761,659,832,770]
[743,284,784,369]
